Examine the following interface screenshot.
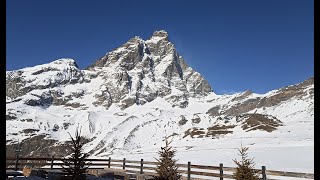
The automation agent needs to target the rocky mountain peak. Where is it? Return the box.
[51,58,79,67]
[153,30,168,37]
[85,30,212,108]
[127,36,144,44]
[148,30,169,42]
[7,30,213,109]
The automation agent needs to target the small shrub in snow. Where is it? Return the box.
[233,146,259,180]
[154,137,181,180]
[61,127,90,180]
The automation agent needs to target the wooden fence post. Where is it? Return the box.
[262,166,266,180]
[51,156,54,169]
[140,159,143,174]
[219,163,223,180]
[108,157,111,168]
[187,161,191,180]
[123,158,126,170]
[14,155,20,171]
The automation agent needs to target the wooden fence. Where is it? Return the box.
[6,156,314,180]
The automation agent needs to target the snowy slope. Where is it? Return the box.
[6,30,314,175]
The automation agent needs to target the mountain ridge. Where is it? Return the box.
[7,30,212,109]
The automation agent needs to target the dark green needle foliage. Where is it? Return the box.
[233,146,259,180]
[154,137,181,180]
[61,127,90,180]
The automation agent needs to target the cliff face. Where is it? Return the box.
[7,30,212,110]
[86,30,212,109]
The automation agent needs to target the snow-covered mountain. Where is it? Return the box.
[6,30,313,173]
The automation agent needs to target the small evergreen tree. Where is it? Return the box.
[233,146,259,180]
[154,137,181,180]
[61,127,90,180]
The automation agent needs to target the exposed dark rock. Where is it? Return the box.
[191,114,201,124]
[178,115,188,126]
[64,102,84,108]
[93,90,113,109]
[184,125,234,139]
[183,128,206,138]
[231,90,253,102]
[20,118,33,122]
[206,125,235,138]
[206,106,220,117]
[165,94,189,108]
[6,135,62,158]
[20,129,40,134]
[52,97,70,106]
[24,92,53,107]
[236,113,283,132]
[206,130,233,138]
[114,112,128,116]
[6,114,17,120]
[220,77,314,117]
[224,98,261,116]
[6,135,90,158]
[207,125,236,131]
[6,75,26,99]
[31,67,59,75]
[119,97,136,110]
[255,82,309,108]
[63,123,71,130]
[52,124,60,132]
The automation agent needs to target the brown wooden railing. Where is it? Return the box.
[6,156,314,179]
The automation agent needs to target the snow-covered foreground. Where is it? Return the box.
[110,137,313,173]
[7,89,314,174]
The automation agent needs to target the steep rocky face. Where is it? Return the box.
[6,135,90,158]
[206,77,314,117]
[6,59,84,101]
[6,30,212,110]
[85,30,212,109]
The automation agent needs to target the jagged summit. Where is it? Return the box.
[152,30,169,37]
[148,30,169,42]
[127,36,144,44]
[84,30,212,109]
[52,58,77,65]
[88,30,173,69]
[7,30,212,109]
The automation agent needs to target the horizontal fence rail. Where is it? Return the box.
[6,156,314,179]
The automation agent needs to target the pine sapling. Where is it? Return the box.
[154,137,181,180]
[61,127,90,180]
[233,146,259,180]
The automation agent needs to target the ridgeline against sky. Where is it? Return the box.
[6,0,313,94]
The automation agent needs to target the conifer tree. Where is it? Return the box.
[233,146,259,180]
[61,127,90,180]
[154,137,181,180]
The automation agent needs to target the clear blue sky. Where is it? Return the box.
[6,0,314,94]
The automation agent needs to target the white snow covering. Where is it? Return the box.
[6,85,314,176]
